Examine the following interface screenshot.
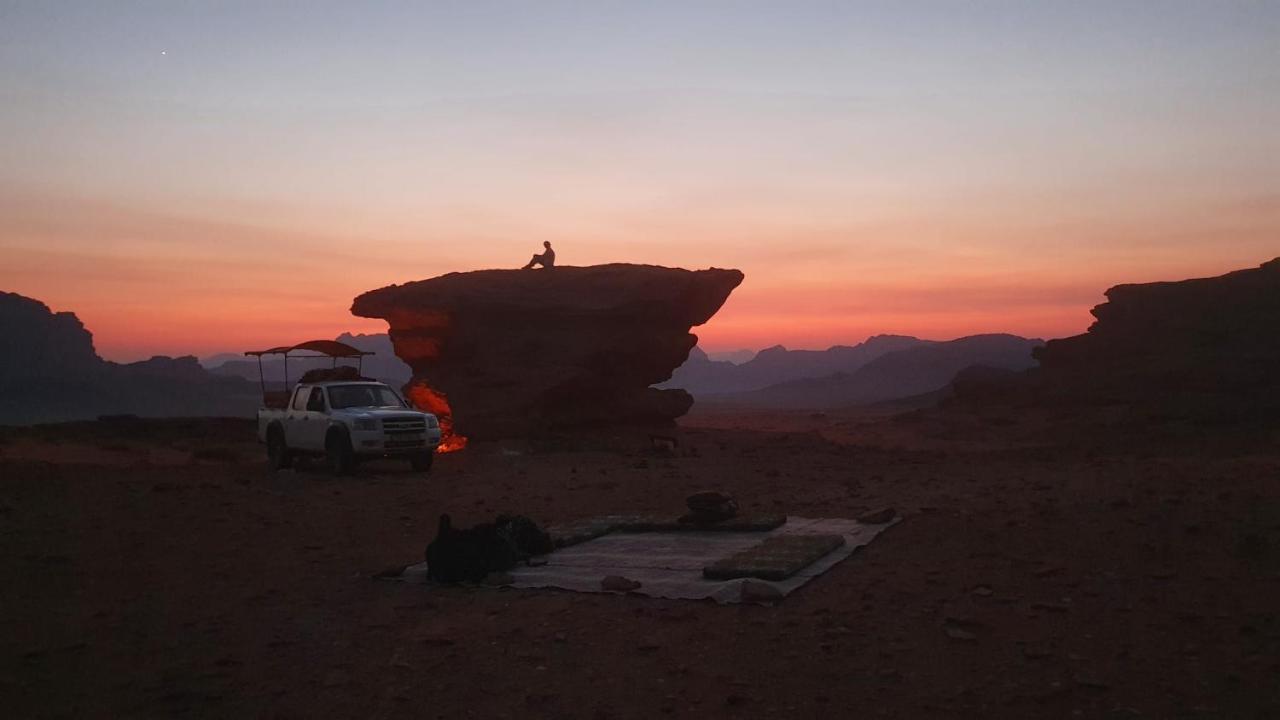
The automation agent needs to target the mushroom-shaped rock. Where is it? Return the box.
[351,264,744,441]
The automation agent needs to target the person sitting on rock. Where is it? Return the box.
[522,241,555,270]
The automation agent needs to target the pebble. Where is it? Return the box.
[858,507,897,524]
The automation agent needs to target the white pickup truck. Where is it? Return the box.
[257,381,441,474]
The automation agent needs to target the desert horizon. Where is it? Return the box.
[13,251,1276,367]
[9,253,1276,364]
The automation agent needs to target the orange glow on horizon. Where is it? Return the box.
[1,189,1276,362]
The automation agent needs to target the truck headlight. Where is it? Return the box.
[354,418,378,431]
[426,416,439,429]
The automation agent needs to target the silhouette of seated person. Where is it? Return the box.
[522,241,555,270]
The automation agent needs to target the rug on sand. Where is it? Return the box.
[400,516,898,604]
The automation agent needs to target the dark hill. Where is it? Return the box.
[0,291,100,383]
[0,292,259,424]
[1019,257,1280,419]
[659,334,925,394]
[710,334,1042,408]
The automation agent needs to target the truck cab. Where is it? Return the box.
[257,381,441,474]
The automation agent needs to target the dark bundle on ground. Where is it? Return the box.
[425,513,552,583]
[494,514,554,559]
[680,490,738,524]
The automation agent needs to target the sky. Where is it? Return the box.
[1,1,1277,362]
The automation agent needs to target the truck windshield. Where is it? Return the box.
[327,384,406,410]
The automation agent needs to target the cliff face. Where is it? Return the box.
[0,292,102,384]
[351,264,744,441]
[1030,257,1280,412]
[0,291,259,424]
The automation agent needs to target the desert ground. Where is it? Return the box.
[2,405,1278,719]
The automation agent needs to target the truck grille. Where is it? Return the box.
[383,416,428,436]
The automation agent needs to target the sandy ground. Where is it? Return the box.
[1,409,1279,719]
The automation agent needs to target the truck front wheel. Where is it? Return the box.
[326,430,355,476]
[266,426,292,470]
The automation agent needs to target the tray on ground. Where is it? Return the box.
[702,533,846,581]
[549,513,787,548]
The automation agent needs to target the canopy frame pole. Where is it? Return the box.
[256,355,266,396]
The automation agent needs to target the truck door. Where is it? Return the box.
[301,387,331,450]
[285,387,314,449]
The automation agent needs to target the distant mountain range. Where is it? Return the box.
[0,292,412,425]
[206,330,1041,410]
[207,329,1040,410]
[703,349,756,365]
[1,288,1043,424]
[661,333,1043,408]
[661,334,926,395]
[0,292,260,424]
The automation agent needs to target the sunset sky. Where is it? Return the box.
[2,1,1277,362]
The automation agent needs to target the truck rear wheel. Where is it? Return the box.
[266,426,292,470]
[410,451,434,472]
[326,430,355,476]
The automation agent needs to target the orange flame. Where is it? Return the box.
[406,382,468,453]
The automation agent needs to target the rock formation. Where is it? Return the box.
[1032,258,1280,410]
[351,264,744,441]
[0,291,101,384]
[0,291,259,424]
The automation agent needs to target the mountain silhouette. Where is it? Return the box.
[659,334,926,395]
[0,292,259,424]
[695,334,1042,408]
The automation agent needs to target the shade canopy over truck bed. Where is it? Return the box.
[246,340,375,408]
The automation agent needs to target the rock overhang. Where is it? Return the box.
[352,264,744,443]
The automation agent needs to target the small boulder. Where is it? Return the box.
[601,575,642,592]
[858,507,897,524]
[682,491,739,524]
[373,565,410,580]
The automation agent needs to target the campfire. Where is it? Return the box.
[406,382,468,453]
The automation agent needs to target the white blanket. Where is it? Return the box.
[401,516,898,604]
